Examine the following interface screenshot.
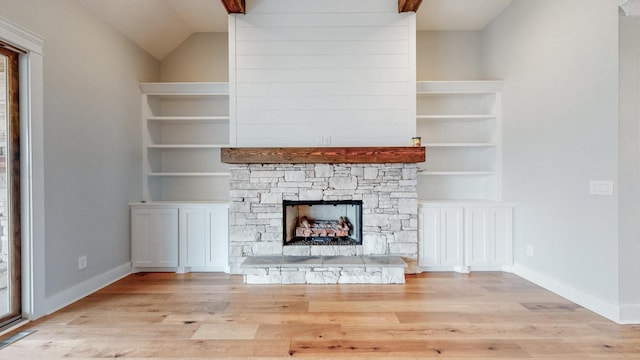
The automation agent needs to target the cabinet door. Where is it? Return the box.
[178,205,229,269]
[131,208,178,267]
[466,208,491,266]
[419,207,463,267]
[419,207,441,266]
[206,206,229,267]
[440,207,464,266]
[179,208,208,267]
[465,207,512,267]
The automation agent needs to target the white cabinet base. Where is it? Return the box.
[131,207,179,268]
[131,202,230,273]
[418,202,513,273]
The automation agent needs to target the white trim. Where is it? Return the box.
[133,266,231,273]
[45,263,132,315]
[418,266,469,273]
[187,266,231,273]
[416,81,504,94]
[0,16,44,55]
[139,82,228,95]
[512,264,625,324]
[620,0,640,16]
[620,0,637,16]
[0,16,46,320]
[228,14,237,146]
[619,304,640,324]
[418,265,512,274]
[407,11,417,141]
[620,0,630,15]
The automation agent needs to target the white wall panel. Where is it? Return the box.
[236,109,408,124]
[236,82,409,97]
[249,0,395,14]
[235,26,409,41]
[236,69,411,83]
[236,54,409,69]
[236,40,409,55]
[231,0,416,147]
[236,96,410,110]
[235,13,408,28]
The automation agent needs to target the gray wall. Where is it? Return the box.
[0,0,159,301]
[618,15,640,314]
[416,31,483,81]
[483,0,621,305]
[161,32,228,82]
[161,31,484,83]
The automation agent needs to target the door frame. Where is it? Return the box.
[0,17,46,322]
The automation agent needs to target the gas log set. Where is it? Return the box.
[283,200,362,246]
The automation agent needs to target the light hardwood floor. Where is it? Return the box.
[1,272,639,359]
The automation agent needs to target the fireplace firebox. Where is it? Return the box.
[283,200,363,246]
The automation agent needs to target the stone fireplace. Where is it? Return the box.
[222,147,425,283]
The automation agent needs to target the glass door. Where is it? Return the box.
[0,44,21,328]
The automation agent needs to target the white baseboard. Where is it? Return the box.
[512,264,640,324]
[188,266,231,273]
[132,266,231,273]
[418,265,510,274]
[620,304,640,324]
[45,262,132,316]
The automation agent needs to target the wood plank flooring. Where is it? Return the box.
[1,272,639,359]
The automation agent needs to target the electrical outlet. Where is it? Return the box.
[322,136,331,146]
[526,245,534,257]
[78,255,87,270]
[589,180,614,196]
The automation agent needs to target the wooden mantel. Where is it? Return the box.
[220,0,423,14]
[221,147,425,164]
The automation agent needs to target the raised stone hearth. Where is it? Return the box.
[223,147,423,284]
[242,255,407,284]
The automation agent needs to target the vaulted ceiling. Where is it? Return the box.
[76,0,512,60]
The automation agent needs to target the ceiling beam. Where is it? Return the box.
[399,0,423,13]
[221,0,421,15]
[220,0,245,14]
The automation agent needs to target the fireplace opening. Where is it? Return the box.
[283,200,363,246]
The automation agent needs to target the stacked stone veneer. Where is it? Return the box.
[228,163,419,274]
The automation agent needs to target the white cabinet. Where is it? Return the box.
[131,207,178,268]
[140,82,233,202]
[416,81,503,201]
[419,206,464,267]
[131,203,229,272]
[179,206,229,270]
[465,206,513,267]
[179,208,208,267]
[419,203,513,272]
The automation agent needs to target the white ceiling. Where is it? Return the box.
[77,0,512,60]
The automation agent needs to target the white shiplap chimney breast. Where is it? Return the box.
[229,0,416,147]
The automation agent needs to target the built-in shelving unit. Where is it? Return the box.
[416,81,503,202]
[415,81,512,272]
[133,82,232,274]
[140,82,233,202]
